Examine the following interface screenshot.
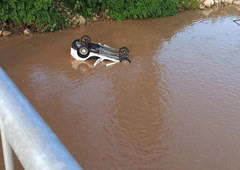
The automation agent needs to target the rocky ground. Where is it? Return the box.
[198,0,240,9]
[0,3,110,37]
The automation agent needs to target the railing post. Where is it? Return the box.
[0,67,83,170]
[1,127,14,170]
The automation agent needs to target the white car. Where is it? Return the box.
[71,35,131,66]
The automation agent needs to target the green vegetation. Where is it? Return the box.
[181,0,199,9]
[102,0,181,21]
[0,0,65,32]
[0,0,198,32]
[63,0,198,21]
[63,0,100,17]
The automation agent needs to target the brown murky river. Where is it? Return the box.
[1,6,240,170]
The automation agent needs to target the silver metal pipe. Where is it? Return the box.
[0,67,83,170]
[1,127,14,170]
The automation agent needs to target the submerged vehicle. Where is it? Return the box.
[71,35,131,66]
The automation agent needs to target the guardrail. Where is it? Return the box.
[233,19,240,26]
[0,67,83,170]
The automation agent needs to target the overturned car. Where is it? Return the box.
[71,35,131,66]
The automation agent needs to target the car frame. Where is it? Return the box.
[71,35,131,66]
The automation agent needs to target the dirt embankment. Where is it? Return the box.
[0,7,110,37]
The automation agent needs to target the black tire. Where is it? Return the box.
[77,45,90,58]
[119,47,130,54]
[81,35,91,45]
[121,57,131,65]
[71,39,80,50]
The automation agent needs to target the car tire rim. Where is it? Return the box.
[122,50,127,54]
[83,38,89,44]
[122,60,129,65]
[80,48,88,55]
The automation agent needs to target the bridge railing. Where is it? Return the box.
[0,67,83,170]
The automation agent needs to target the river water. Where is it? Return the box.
[0,6,240,170]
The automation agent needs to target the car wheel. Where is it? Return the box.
[81,35,91,45]
[119,47,130,54]
[121,57,131,65]
[77,45,90,58]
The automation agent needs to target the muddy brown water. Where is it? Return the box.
[1,6,240,170]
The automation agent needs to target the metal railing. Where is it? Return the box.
[0,67,83,170]
[233,19,240,26]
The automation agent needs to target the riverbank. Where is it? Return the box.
[0,8,110,37]
[0,0,240,37]
[198,0,240,9]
